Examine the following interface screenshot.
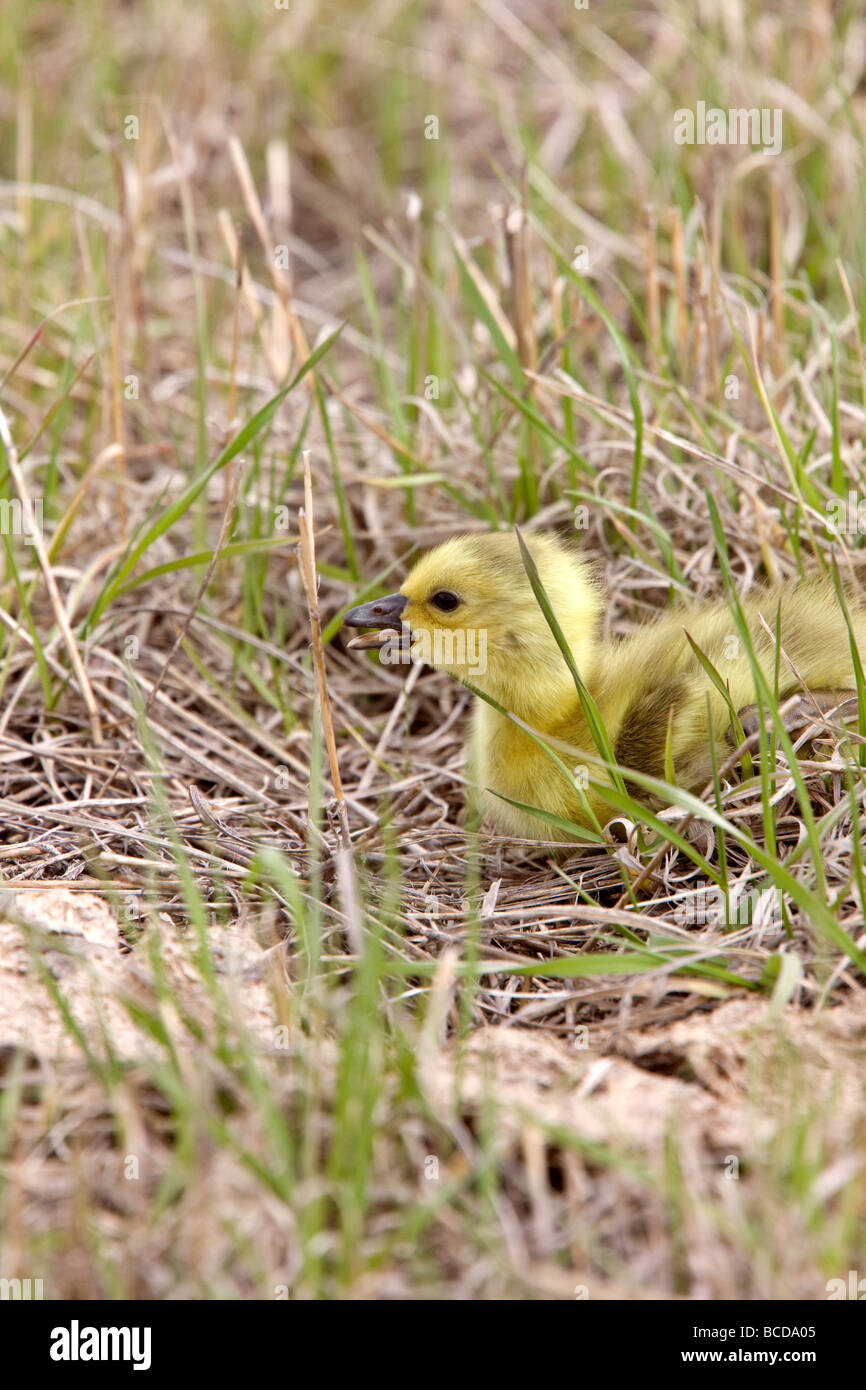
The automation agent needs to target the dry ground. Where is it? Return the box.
[0,0,865,1298]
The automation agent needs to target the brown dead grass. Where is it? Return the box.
[2,0,866,1299]
[3,889,865,1298]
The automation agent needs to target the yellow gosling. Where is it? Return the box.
[343,532,866,840]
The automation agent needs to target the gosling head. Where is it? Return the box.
[343,531,603,723]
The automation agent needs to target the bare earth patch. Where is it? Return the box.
[3,889,863,1298]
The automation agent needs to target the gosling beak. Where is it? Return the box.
[342,592,408,650]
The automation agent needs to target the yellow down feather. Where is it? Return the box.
[349,531,866,840]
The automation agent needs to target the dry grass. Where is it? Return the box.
[1,0,865,1299]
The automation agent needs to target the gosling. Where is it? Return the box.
[342,532,865,839]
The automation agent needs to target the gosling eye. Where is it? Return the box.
[430,590,461,613]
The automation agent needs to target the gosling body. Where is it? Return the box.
[343,533,866,839]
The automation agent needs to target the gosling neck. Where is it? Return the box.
[475,638,598,730]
